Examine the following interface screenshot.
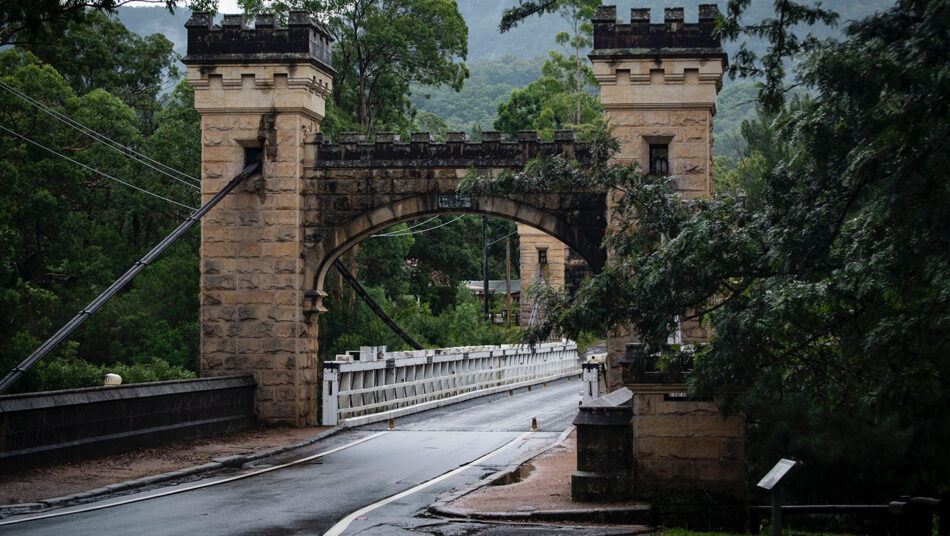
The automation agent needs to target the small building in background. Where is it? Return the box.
[464,279,521,324]
[517,225,593,326]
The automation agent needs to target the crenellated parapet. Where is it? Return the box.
[184,12,333,73]
[183,12,334,121]
[590,5,726,62]
[308,130,593,168]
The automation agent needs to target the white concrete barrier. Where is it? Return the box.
[322,341,581,426]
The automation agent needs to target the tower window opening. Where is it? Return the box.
[244,146,263,168]
[537,248,549,279]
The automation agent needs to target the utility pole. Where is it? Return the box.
[482,216,490,322]
[505,237,511,328]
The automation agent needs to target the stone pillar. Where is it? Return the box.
[572,388,634,502]
[183,12,334,426]
[631,385,746,526]
[589,4,725,388]
[623,343,747,526]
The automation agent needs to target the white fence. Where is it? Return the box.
[322,341,581,426]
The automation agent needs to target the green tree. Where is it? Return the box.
[467,0,950,501]
[0,49,201,391]
[240,0,469,135]
[413,111,448,141]
[0,0,213,47]
[20,11,181,132]
[493,0,602,140]
[494,53,602,140]
[552,0,599,125]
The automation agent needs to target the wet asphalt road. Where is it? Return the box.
[0,378,631,535]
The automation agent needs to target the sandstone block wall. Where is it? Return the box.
[591,6,725,388]
[518,224,566,326]
[198,112,318,426]
[184,11,335,426]
[632,388,746,503]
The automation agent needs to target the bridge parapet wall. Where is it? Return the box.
[322,342,580,426]
[0,376,255,472]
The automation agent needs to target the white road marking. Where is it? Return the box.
[323,431,531,536]
[0,431,388,527]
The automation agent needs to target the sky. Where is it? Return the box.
[127,0,243,13]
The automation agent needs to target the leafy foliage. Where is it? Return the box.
[20,11,181,132]
[411,55,542,134]
[240,0,469,135]
[472,0,950,501]
[0,0,213,47]
[318,275,519,360]
[493,0,603,140]
[0,47,200,392]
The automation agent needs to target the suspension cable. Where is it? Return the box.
[369,215,439,237]
[0,123,196,210]
[333,258,423,350]
[0,81,201,189]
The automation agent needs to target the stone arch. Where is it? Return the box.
[304,194,605,310]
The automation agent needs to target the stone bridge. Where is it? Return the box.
[183,5,724,427]
[183,4,746,511]
[302,132,607,316]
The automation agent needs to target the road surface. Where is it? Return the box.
[0,378,626,535]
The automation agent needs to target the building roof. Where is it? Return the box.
[464,280,521,295]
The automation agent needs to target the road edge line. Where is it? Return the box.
[0,430,385,526]
[323,431,532,536]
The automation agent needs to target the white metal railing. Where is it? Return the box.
[322,341,581,426]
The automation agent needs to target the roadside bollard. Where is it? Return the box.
[388,418,395,430]
[531,418,538,431]
[543,382,547,388]
[509,390,513,397]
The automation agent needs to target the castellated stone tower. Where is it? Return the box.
[591,4,724,197]
[589,5,725,391]
[183,12,333,426]
[584,7,745,515]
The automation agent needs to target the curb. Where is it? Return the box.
[0,425,345,517]
[429,424,576,513]
[428,426,654,526]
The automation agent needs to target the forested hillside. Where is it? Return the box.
[116,1,893,149]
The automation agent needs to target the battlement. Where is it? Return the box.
[590,4,725,61]
[183,12,334,74]
[309,130,593,168]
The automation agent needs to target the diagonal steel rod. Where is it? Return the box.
[332,258,423,350]
[0,162,261,394]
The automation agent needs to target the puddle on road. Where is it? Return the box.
[488,462,534,486]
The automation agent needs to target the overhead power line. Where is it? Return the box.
[0,123,196,210]
[0,81,201,190]
[369,215,439,237]
[371,215,465,237]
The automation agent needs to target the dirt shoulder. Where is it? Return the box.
[1,425,328,505]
